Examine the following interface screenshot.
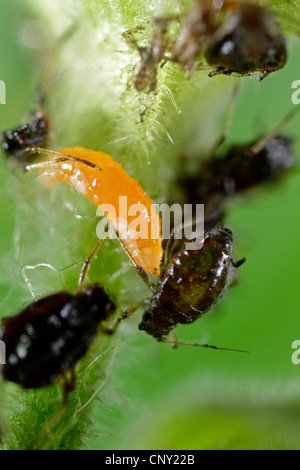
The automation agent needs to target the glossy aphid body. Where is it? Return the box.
[205,2,287,80]
[0,284,115,390]
[27,146,163,277]
[169,0,287,80]
[180,135,295,226]
[1,110,50,168]
[123,18,170,93]
[139,228,245,340]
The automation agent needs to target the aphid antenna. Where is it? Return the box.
[161,338,250,353]
[111,299,150,332]
[39,23,79,105]
[211,80,241,157]
[24,147,103,172]
[78,229,108,287]
[250,106,300,155]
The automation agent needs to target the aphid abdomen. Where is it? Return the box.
[205,4,287,77]
[139,229,237,339]
[0,284,115,389]
[220,136,294,194]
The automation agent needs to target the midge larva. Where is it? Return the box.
[24,146,163,277]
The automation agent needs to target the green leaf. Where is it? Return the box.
[0,0,300,450]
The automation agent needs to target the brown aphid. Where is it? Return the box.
[139,228,245,340]
[181,136,294,219]
[123,18,170,93]
[170,0,287,79]
[1,110,50,168]
[205,2,287,80]
[0,284,115,391]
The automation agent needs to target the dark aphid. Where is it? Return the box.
[0,284,115,390]
[139,228,245,340]
[1,110,50,168]
[181,136,294,210]
[123,18,170,93]
[205,2,287,80]
[170,0,286,80]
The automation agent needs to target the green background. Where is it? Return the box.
[0,0,300,450]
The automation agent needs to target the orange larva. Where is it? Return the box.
[34,146,163,276]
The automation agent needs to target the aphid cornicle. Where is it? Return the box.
[0,284,115,390]
[139,228,246,340]
[1,110,50,168]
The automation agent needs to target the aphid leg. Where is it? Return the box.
[250,107,300,155]
[122,28,146,57]
[78,229,108,287]
[211,81,241,157]
[208,68,231,78]
[161,338,249,353]
[101,299,150,336]
[231,257,246,269]
[40,23,79,103]
[168,329,179,349]
[114,232,156,292]
[62,367,76,402]
[24,147,102,172]
[108,300,148,333]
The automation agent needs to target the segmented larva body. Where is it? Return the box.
[39,146,162,276]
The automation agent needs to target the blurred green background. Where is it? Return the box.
[0,0,300,450]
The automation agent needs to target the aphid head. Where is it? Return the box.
[205,227,233,251]
[205,3,287,75]
[79,284,116,323]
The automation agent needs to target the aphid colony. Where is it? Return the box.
[125,0,287,95]
[0,0,296,393]
[0,101,295,392]
[0,138,249,391]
